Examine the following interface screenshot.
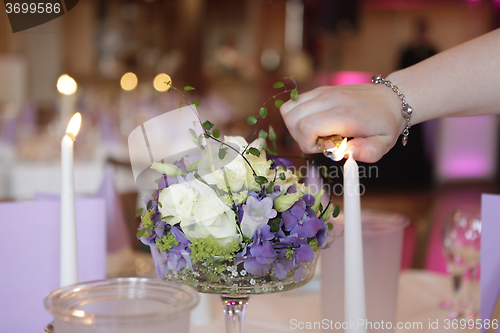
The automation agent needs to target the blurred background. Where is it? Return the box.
[0,0,499,271]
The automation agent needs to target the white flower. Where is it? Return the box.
[244,149,273,191]
[181,195,240,245]
[158,184,199,224]
[223,136,248,152]
[272,169,299,194]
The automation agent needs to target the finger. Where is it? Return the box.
[280,86,331,116]
[345,136,393,163]
[282,97,340,135]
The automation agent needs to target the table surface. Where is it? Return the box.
[188,270,478,333]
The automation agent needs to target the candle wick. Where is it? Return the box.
[66,133,76,141]
[346,150,353,160]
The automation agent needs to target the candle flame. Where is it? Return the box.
[331,137,348,161]
[66,112,82,140]
[57,74,77,95]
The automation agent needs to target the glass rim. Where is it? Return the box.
[44,277,199,325]
[333,209,410,234]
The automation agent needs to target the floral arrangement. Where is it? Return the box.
[136,78,339,293]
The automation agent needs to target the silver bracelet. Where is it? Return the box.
[371,75,413,146]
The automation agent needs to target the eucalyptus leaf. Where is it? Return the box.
[254,176,268,184]
[184,86,195,91]
[136,229,145,238]
[268,181,275,193]
[202,120,214,130]
[259,130,268,139]
[219,147,227,160]
[193,100,200,107]
[332,205,340,218]
[135,208,143,217]
[273,81,284,89]
[247,147,260,157]
[213,129,220,138]
[279,173,286,180]
[275,99,284,108]
[259,107,268,119]
[291,89,298,101]
[247,116,258,125]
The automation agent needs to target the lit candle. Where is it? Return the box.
[57,74,78,130]
[343,151,367,333]
[60,112,82,287]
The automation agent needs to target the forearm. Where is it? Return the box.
[387,28,500,125]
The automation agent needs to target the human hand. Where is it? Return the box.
[280,84,404,163]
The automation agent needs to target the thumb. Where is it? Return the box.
[346,136,392,163]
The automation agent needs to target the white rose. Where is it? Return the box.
[245,150,272,191]
[181,195,240,245]
[158,184,199,224]
[272,169,299,194]
[223,136,248,152]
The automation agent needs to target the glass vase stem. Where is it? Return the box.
[221,295,249,333]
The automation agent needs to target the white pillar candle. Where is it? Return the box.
[60,112,81,287]
[343,152,367,333]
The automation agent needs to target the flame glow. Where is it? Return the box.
[57,74,77,95]
[331,137,348,161]
[66,112,82,140]
[120,72,138,91]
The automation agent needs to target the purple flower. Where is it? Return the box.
[236,229,277,276]
[150,226,192,278]
[269,155,295,169]
[282,196,324,238]
[240,196,277,238]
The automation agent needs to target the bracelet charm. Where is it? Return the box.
[371,75,413,146]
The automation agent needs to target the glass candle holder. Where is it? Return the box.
[44,278,199,333]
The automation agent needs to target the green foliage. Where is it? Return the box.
[212,129,220,138]
[279,173,286,180]
[327,223,334,230]
[147,200,152,211]
[285,247,295,261]
[259,130,268,139]
[273,81,284,89]
[189,238,240,264]
[247,116,257,125]
[202,120,214,130]
[192,100,200,107]
[308,239,319,252]
[254,175,268,185]
[268,126,277,142]
[259,107,267,119]
[268,181,275,193]
[156,231,179,252]
[135,208,143,217]
[291,89,298,101]
[184,86,195,91]
[332,205,340,218]
[219,147,227,160]
[274,99,284,108]
[300,152,307,159]
[247,147,260,157]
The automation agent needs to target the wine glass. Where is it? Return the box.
[152,250,320,333]
[442,209,481,319]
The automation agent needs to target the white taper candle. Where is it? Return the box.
[343,152,367,333]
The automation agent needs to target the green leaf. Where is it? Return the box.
[259,130,268,139]
[193,100,200,107]
[167,81,171,85]
[202,120,214,130]
[279,173,286,180]
[268,126,277,142]
[300,152,307,159]
[290,89,298,101]
[184,86,195,91]
[268,181,275,193]
[327,223,334,231]
[291,74,297,78]
[259,107,268,119]
[135,208,144,217]
[147,200,152,211]
[247,147,260,157]
[161,215,174,220]
[167,87,172,92]
[247,116,258,125]
[179,101,183,107]
[332,205,340,218]
[219,147,227,160]
[273,81,284,89]
[136,229,146,238]
[275,99,284,108]
[254,176,268,185]
[212,129,220,138]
